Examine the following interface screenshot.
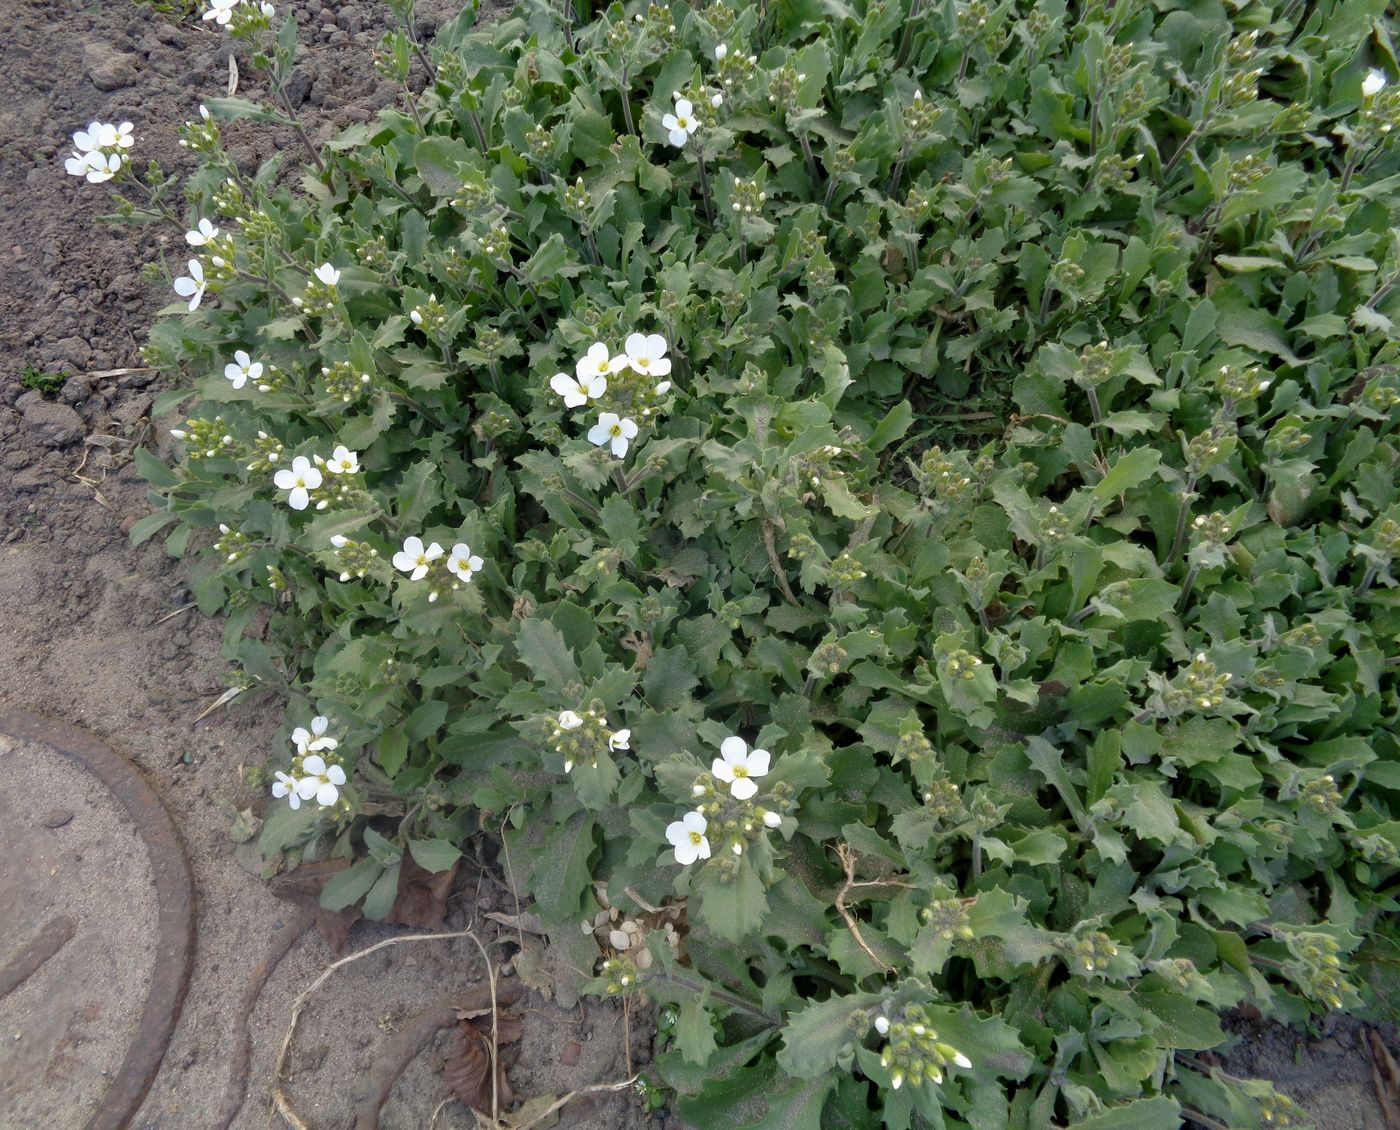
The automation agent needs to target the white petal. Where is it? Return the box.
[273,469,297,489]
[326,764,346,785]
[289,487,310,510]
[619,418,639,439]
[668,127,689,147]
[610,433,630,458]
[720,736,748,763]
[747,749,771,777]
[661,114,680,131]
[315,781,340,806]
[392,552,416,572]
[730,776,758,800]
[675,99,694,118]
[587,422,611,446]
[711,757,735,782]
[402,536,424,556]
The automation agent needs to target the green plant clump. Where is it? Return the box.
[126,0,1400,1125]
[20,363,69,396]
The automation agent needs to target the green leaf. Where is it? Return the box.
[692,858,769,943]
[407,698,448,741]
[867,400,913,452]
[378,728,408,778]
[777,991,879,1078]
[529,811,596,925]
[409,838,464,873]
[413,135,473,196]
[363,862,402,920]
[203,96,291,124]
[127,509,178,546]
[1066,1096,1181,1130]
[516,618,581,689]
[321,858,384,911]
[675,993,719,1066]
[134,447,179,489]
[643,646,699,709]
[394,459,439,526]
[1091,447,1162,501]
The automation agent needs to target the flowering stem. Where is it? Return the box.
[1176,564,1201,612]
[1356,561,1381,598]
[655,969,777,1025]
[695,153,715,226]
[893,0,924,70]
[619,70,637,136]
[561,488,601,520]
[269,83,326,174]
[1167,473,1198,566]
[795,128,821,196]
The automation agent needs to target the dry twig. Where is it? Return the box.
[832,842,900,975]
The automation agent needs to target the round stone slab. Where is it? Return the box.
[0,712,194,1130]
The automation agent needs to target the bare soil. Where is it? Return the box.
[0,1,1395,1128]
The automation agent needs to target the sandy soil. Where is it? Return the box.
[0,1,1394,1128]
[0,2,649,1127]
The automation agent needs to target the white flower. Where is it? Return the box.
[186,218,220,246]
[271,771,302,809]
[71,122,104,153]
[761,808,782,828]
[655,380,672,396]
[296,754,346,807]
[609,728,631,752]
[952,1051,972,1069]
[588,412,639,458]
[260,0,275,14]
[446,542,484,583]
[273,456,322,510]
[1364,69,1387,98]
[714,43,728,60]
[392,535,443,580]
[203,0,238,24]
[711,736,771,800]
[173,260,206,311]
[325,445,359,474]
[292,716,338,754]
[662,98,698,147]
[314,262,341,286]
[550,370,607,408]
[874,1015,890,1036]
[558,710,583,730]
[623,332,672,377]
[575,341,626,383]
[66,150,123,183]
[711,93,723,108]
[666,810,711,865]
[224,349,263,389]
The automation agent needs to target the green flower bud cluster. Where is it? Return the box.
[245,430,286,473]
[1225,29,1259,66]
[768,64,805,110]
[1300,773,1343,816]
[1372,517,1400,556]
[1227,151,1270,190]
[1191,510,1235,546]
[918,445,975,501]
[1092,152,1142,192]
[600,954,641,994]
[524,124,553,166]
[1257,1089,1304,1126]
[214,523,251,564]
[1362,380,1400,412]
[1061,930,1120,976]
[1279,930,1352,1010]
[1281,622,1324,648]
[330,536,379,582]
[893,714,934,766]
[786,531,822,561]
[872,1004,972,1091]
[409,293,449,335]
[1356,85,1400,148]
[265,564,288,592]
[829,552,868,586]
[321,361,373,404]
[1039,505,1071,544]
[169,415,235,461]
[292,278,337,319]
[730,176,766,217]
[807,640,848,677]
[550,706,624,773]
[921,778,962,819]
[691,773,792,855]
[452,178,495,216]
[1050,257,1085,288]
[1147,957,1209,996]
[563,176,591,223]
[919,895,974,940]
[1266,424,1312,455]
[178,106,222,154]
[941,649,983,680]
[476,226,513,269]
[1177,652,1231,710]
[1217,362,1271,403]
[1077,340,1116,385]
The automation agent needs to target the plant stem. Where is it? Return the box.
[1167,474,1198,565]
[1176,563,1201,612]
[695,152,715,226]
[1356,560,1381,598]
[619,70,636,135]
[893,0,924,70]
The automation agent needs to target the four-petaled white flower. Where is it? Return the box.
[711,736,770,800]
[314,262,341,286]
[203,0,239,24]
[78,121,134,151]
[609,728,631,752]
[623,332,672,377]
[1364,69,1387,98]
[66,151,124,183]
[558,710,583,729]
[588,412,639,458]
[271,771,302,809]
[576,341,626,383]
[224,349,263,389]
[273,455,322,510]
[173,260,206,311]
[186,218,220,246]
[292,716,338,754]
[296,754,346,807]
[666,810,711,865]
[325,445,359,474]
[662,97,698,147]
[550,371,607,409]
[393,535,443,580]
[446,542,484,583]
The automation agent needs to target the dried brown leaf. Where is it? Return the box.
[387,854,458,930]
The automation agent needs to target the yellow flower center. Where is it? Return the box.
[636,357,650,368]
[416,554,429,567]
[688,831,704,846]
[677,117,691,129]
[294,476,306,488]
[733,766,748,778]
[609,423,623,438]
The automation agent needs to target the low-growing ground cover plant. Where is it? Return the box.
[80,0,1400,1123]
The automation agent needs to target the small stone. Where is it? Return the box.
[21,398,84,447]
[120,516,138,535]
[83,42,140,91]
[42,809,74,829]
[560,1040,582,1067]
[60,376,88,406]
